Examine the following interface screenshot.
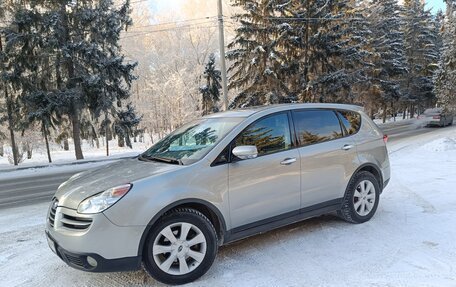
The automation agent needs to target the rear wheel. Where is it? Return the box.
[143,208,218,285]
[338,171,380,224]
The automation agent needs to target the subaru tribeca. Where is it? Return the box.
[45,103,390,285]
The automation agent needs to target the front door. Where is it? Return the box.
[228,112,301,229]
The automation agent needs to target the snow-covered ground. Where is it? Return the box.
[0,138,150,171]
[1,127,456,287]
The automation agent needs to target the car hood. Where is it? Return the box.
[55,157,182,210]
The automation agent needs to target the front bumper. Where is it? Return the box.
[45,203,146,272]
[46,231,141,272]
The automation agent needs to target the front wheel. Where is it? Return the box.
[143,208,218,285]
[338,171,380,224]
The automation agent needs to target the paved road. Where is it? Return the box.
[0,119,449,210]
[0,171,84,209]
[380,119,441,142]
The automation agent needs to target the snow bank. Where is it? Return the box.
[419,136,456,152]
[0,137,150,170]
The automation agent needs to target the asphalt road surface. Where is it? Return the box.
[0,120,449,210]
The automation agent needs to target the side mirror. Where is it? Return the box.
[232,145,258,160]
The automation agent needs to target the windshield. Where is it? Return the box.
[141,117,243,165]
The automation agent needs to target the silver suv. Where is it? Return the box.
[45,103,390,285]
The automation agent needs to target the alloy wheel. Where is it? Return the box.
[353,180,376,216]
[152,222,207,276]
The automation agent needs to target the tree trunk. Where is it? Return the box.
[391,102,396,122]
[43,124,52,163]
[63,137,69,151]
[410,104,415,118]
[0,143,3,157]
[118,135,125,147]
[126,134,132,149]
[105,114,109,156]
[5,87,18,165]
[60,4,83,160]
[382,104,387,123]
[403,108,407,119]
[26,144,32,159]
[71,112,84,160]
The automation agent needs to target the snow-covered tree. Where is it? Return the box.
[227,0,294,107]
[366,0,408,122]
[200,53,221,115]
[114,103,142,148]
[434,0,456,111]
[3,0,137,161]
[402,0,440,115]
[286,0,370,103]
[228,0,370,107]
[0,0,21,165]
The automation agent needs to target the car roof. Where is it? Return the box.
[203,103,364,119]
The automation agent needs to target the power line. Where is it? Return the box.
[121,20,217,37]
[115,0,149,7]
[120,23,218,39]
[126,16,217,31]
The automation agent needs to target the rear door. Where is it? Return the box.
[292,109,359,208]
[228,112,301,228]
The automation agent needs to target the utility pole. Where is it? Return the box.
[217,0,229,111]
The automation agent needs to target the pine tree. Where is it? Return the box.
[3,2,58,163]
[402,0,440,116]
[228,0,370,107]
[0,0,20,165]
[366,0,408,122]
[227,0,293,107]
[200,53,221,115]
[80,0,137,156]
[434,0,456,111]
[114,103,141,148]
[285,0,370,103]
[3,0,137,161]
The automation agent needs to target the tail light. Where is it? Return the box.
[383,134,388,143]
[433,115,440,119]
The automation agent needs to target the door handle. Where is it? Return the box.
[280,158,297,165]
[342,144,354,151]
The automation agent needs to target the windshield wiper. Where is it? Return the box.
[139,154,184,165]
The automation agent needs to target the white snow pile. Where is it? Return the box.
[419,136,456,152]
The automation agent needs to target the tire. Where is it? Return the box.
[337,171,380,224]
[143,208,218,285]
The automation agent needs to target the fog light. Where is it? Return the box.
[86,256,98,268]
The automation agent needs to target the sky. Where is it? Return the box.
[426,0,446,13]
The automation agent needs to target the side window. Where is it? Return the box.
[293,110,343,146]
[337,110,361,135]
[234,113,292,157]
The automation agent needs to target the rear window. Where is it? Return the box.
[424,108,442,115]
[292,110,343,146]
[337,110,361,135]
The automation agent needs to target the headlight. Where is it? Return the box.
[77,184,132,214]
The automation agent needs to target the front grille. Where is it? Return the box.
[48,198,92,231]
[60,214,93,230]
[48,199,58,228]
